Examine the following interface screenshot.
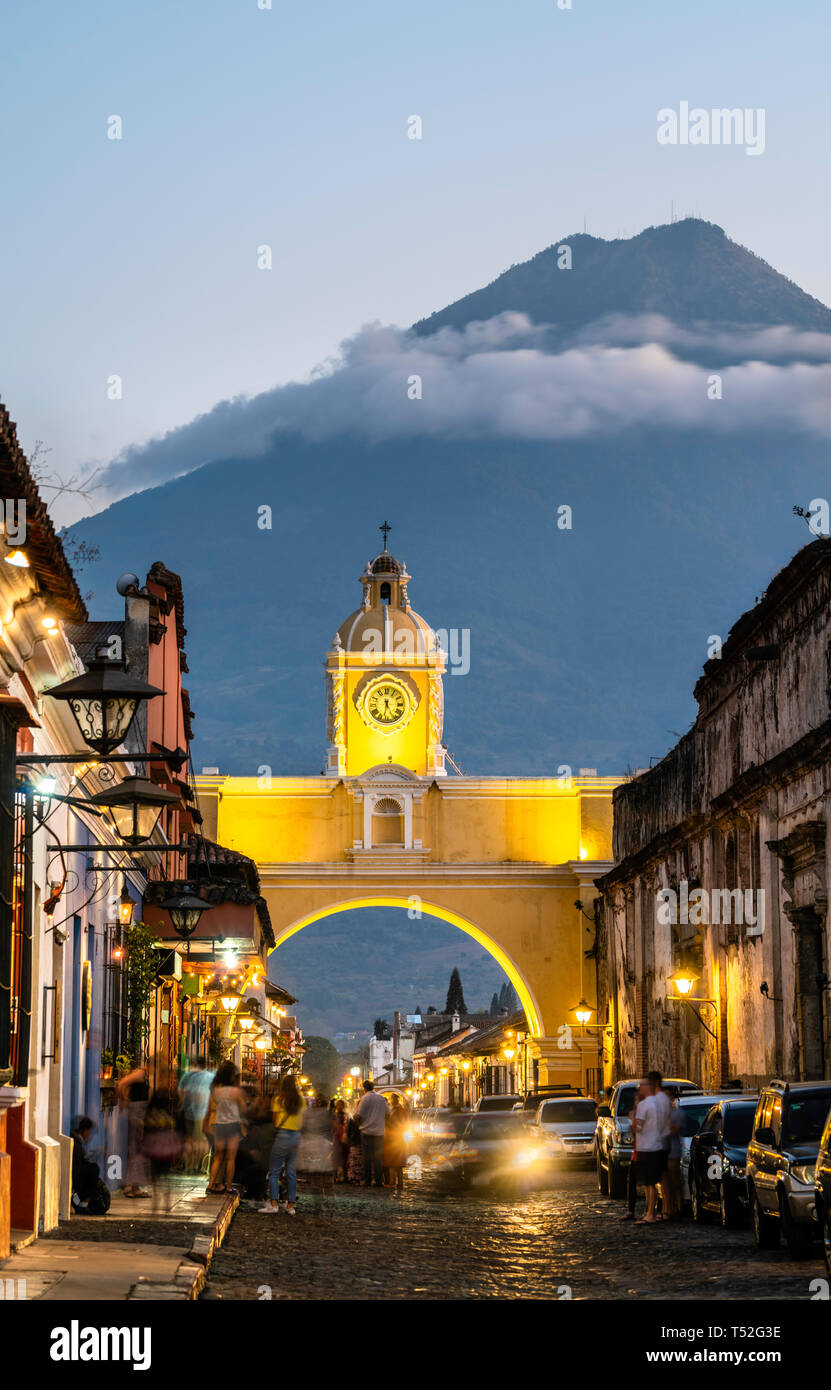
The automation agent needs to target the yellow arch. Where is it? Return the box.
[267,895,544,1038]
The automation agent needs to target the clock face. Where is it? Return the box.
[365,681,408,726]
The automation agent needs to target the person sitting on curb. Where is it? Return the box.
[71,1117,109,1215]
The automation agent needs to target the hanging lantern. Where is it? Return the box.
[46,656,163,756]
[88,775,180,846]
[118,881,137,926]
[220,986,243,1015]
[158,885,212,940]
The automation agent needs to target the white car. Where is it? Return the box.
[527,1096,599,1163]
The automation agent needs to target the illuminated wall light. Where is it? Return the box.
[4,550,29,568]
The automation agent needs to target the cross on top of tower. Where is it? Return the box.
[379,519,391,550]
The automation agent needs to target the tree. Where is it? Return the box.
[301,1036,341,1095]
[502,980,519,1012]
[373,1017,392,1040]
[489,992,500,1016]
[445,967,467,1015]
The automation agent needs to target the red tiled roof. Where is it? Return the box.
[0,402,87,625]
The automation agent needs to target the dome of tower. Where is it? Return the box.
[370,552,401,575]
[333,550,438,657]
[336,602,436,656]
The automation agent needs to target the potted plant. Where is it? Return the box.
[115,1051,134,1077]
[100,1048,114,1080]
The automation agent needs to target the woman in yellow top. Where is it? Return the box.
[259,1075,305,1215]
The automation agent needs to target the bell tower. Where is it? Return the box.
[324,531,446,779]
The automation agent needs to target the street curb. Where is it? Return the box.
[127,1191,239,1300]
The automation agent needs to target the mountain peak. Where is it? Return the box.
[413,218,831,337]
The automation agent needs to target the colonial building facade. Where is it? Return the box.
[196,544,619,1091]
[596,540,831,1091]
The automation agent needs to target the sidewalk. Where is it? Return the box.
[0,1176,238,1301]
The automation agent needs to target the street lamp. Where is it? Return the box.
[32,775,57,822]
[158,885,212,940]
[45,656,164,757]
[671,971,697,998]
[118,881,136,926]
[220,986,243,1015]
[573,998,594,1026]
[87,775,180,845]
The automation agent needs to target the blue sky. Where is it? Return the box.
[1,0,828,515]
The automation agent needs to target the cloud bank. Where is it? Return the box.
[96,313,831,503]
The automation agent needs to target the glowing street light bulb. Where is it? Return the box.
[672,972,696,997]
[574,998,594,1025]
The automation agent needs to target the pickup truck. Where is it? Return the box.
[595,1077,697,1198]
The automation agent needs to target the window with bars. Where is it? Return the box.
[102,921,128,1057]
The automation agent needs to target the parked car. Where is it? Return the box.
[528,1096,598,1164]
[515,1085,584,1112]
[673,1093,725,1203]
[447,1112,547,1189]
[687,1095,759,1226]
[595,1077,696,1198]
[814,1106,831,1276]
[746,1079,831,1259]
[473,1095,522,1113]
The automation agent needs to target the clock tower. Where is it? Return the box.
[324,540,446,779]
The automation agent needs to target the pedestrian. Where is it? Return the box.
[632,1069,672,1225]
[235,1096,276,1200]
[117,1063,151,1198]
[260,1074,306,1215]
[346,1110,364,1183]
[142,1088,185,1213]
[662,1089,683,1219]
[382,1093,408,1192]
[354,1080,389,1187]
[331,1098,349,1183]
[178,1057,214,1174]
[621,1080,648,1222]
[207,1061,247,1194]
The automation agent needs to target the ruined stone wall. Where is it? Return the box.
[598,542,831,1088]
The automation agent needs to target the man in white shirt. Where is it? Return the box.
[354,1081,390,1187]
[633,1070,672,1224]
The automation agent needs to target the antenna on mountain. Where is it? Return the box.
[583,215,588,234]
[671,200,675,224]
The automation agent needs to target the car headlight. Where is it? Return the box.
[790,1162,816,1186]
[545,1133,565,1150]
[617,1133,633,1146]
[722,1162,746,1179]
[516,1146,544,1166]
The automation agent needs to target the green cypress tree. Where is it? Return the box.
[444,967,467,1015]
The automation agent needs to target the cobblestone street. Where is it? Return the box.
[202,1170,827,1301]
